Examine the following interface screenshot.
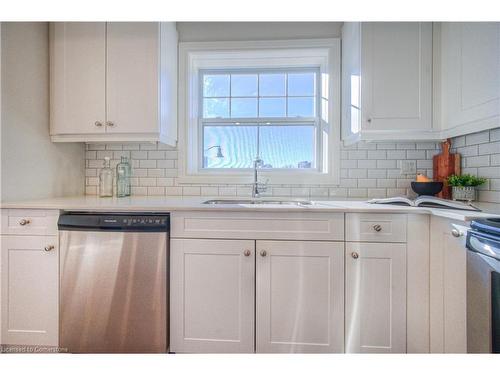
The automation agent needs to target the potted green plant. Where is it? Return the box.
[446,174,487,202]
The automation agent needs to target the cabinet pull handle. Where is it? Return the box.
[373,224,382,232]
[451,229,463,238]
[106,121,115,127]
[44,245,55,252]
[351,252,359,259]
[94,121,103,127]
[19,219,31,226]
[260,250,267,257]
[367,118,372,123]
[243,250,251,257]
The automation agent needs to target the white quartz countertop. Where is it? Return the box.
[1,196,499,222]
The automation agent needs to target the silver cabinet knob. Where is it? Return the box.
[367,118,372,123]
[351,252,359,259]
[94,121,103,127]
[451,229,463,238]
[373,224,382,232]
[260,250,267,257]
[44,245,55,252]
[19,219,31,226]
[244,250,251,257]
[106,121,115,127]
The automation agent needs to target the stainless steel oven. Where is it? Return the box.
[58,212,169,353]
[466,218,500,353]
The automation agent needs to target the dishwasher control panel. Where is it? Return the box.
[58,212,170,232]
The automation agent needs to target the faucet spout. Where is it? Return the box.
[252,157,267,198]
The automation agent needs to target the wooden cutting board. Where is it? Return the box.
[433,139,461,199]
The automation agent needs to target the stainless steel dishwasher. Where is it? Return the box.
[58,212,169,353]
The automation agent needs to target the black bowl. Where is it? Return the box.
[411,181,444,196]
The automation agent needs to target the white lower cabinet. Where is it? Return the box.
[429,217,467,353]
[256,241,344,353]
[170,238,255,353]
[1,235,59,346]
[170,238,345,353]
[345,242,407,353]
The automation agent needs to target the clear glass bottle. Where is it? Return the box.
[116,156,131,197]
[99,157,113,197]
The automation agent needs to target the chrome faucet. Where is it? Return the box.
[252,157,268,198]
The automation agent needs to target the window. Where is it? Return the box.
[201,69,319,170]
[178,39,340,185]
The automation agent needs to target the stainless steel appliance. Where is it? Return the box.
[466,218,500,353]
[58,212,169,353]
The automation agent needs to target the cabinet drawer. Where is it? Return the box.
[1,209,59,236]
[171,211,344,241]
[346,213,407,242]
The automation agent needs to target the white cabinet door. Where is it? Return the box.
[345,242,407,353]
[429,217,467,353]
[362,22,432,132]
[170,239,255,353]
[440,22,500,135]
[1,236,59,346]
[50,22,106,135]
[256,240,344,353]
[106,23,159,135]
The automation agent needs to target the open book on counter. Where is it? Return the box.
[367,195,481,211]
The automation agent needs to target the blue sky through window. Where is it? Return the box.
[202,69,318,169]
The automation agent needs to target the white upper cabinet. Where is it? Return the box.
[438,22,500,137]
[50,22,178,145]
[50,23,106,135]
[342,22,434,144]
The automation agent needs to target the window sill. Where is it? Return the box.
[177,171,340,186]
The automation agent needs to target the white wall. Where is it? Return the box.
[177,22,342,42]
[1,22,85,202]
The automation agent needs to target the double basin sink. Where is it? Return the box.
[203,199,313,206]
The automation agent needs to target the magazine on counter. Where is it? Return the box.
[367,195,481,211]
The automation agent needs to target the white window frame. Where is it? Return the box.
[177,39,340,185]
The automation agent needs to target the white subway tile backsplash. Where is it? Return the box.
[491,128,500,142]
[368,169,387,179]
[386,150,406,159]
[139,159,156,168]
[466,155,490,168]
[218,186,237,196]
[182,186,201,196]
[84,128,499,202]
[406,150,426,159]
[147,169,165,177]
[450,128,500,203]
[358,179,377,188]
[348,169,367,178]
[148,187,165,196]
[376,160,397,169]
[466,131,490,145]
[310,187,329,197]
[367,150,386,159]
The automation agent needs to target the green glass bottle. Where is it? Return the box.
[116,156,131,197]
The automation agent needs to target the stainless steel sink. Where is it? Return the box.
[203,199,313,206]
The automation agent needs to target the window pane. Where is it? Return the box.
[231,74,258,97]
[259,74,286,96]
[259,125,315,169]
[287,97,315,117]
[203,126,257,168]
[203,75,230,97]
[231,98,257,118]
[259,98,286,117]
[203,98,229,118]
[288,73,315,96]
